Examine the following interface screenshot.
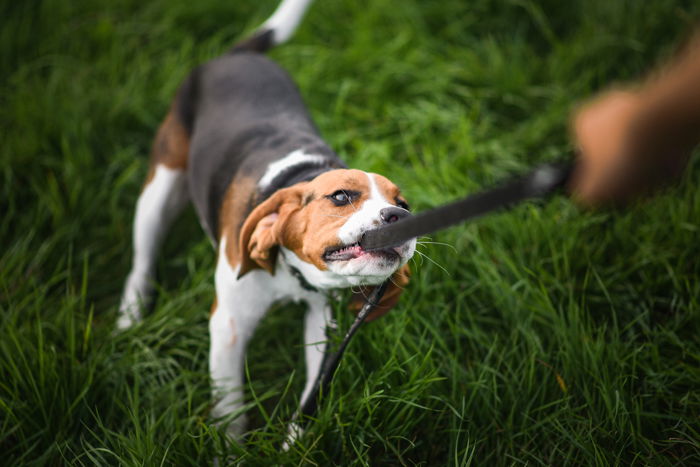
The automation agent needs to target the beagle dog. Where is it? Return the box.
[118,0,416,439]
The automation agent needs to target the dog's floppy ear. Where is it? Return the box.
[238,184,306,278]
[349,264,411,321]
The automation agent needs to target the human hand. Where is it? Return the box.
[570,89,693,206]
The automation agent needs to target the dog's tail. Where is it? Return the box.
[231,0,314,53]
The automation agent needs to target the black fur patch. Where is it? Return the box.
[175,68,200,134]
[230,29,274,54]
[259,163,340,202]
[302,192,316,206]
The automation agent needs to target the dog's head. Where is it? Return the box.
[238,169,415,313]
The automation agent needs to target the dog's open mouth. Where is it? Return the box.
[324,242,400,262]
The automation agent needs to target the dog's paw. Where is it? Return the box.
[115,311,140,331]
[116,296,143,330]
[225,414,249,441]
[212,406,249,442]
[116,271,153,330]
[281,421,304,451]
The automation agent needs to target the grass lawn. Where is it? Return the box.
[2,0,699,464]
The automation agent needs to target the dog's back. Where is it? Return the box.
[173,1,343,241]
[182,53,341,240]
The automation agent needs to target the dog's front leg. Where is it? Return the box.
[210,241,274,440]
[283,295,332,449]
[300,296,332,408]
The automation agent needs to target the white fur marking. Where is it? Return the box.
[300,299,331,404]
[337,173,391,245]
[260,0,314,45]
[258,149,327,189]
[282,246,389,288]
[367,173,388,204]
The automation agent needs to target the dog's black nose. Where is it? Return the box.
[380,206,410,224]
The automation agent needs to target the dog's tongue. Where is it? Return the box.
[327,244,364,261]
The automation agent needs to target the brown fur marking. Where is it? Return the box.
[350,263,411,321]
[218,175,258,273]
[210,296,218,318]
[372,173,406,206]
[143,106,191,188]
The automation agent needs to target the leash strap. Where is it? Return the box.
[360,162,573,251]
[299,281,389,420]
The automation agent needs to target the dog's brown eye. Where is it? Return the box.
[327,190,359,206]
[332,191,348,203]
[396,199,410,211]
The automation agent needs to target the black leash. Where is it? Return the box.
[298,161,572,426]
[298,281,389,421]
[360,162,573,251]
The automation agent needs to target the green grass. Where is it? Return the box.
[2,0,700,464]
